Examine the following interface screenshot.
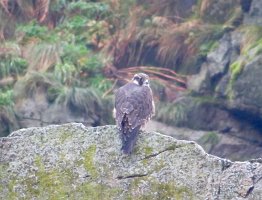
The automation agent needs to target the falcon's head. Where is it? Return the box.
[132,73,150,86]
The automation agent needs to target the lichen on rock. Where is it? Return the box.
[0,123,261,199]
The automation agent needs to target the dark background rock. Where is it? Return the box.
[14,85,95,127]
[231,56,262,116]
[171,19,262,161]
[146,120,262,161]
[13,76,113,129]
[244,0,262,25]
[206,33,231,80]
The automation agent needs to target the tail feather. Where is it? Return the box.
[121,126,140,154]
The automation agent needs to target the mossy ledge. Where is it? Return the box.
[0,123,261,199]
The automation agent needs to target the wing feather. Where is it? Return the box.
[115,82,154,129]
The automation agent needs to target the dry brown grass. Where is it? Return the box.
[199,0,241,24]
[104,0,228,95]
[157,19,224,68]
[23,41,61,72]
[105,0,229,73]
[199,0,211,15]
[107,16,224,71]
[0,0,50,22]
[157,20,199,68]
[239,26,262,49]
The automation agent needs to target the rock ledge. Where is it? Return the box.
[0,123,261,199]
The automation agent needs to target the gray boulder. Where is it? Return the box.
[244,0,262,25]
[206,33,232,80]
[188,33,236,94]
[0,123,261,199]
[231,55,262,116]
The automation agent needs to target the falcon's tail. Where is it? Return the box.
[121,126,140,154]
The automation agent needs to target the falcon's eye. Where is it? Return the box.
[133,75,141,85]
[144,80,149,86]
[134,76,140,81]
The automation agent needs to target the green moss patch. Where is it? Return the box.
[76,182,119,200]
[197,132,220,152]
[59,130,73,143]
[1,155,120,199]
[128,177,193,200]
[82,145,98,178]
[150,182,193,200]
[27,156,73,199]
[144,146,153,156]
[227,60,245,100]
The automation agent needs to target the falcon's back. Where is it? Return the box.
[115,82,154,130]
[114,77,154,154]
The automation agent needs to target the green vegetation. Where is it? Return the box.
[77,183,119,200]
[230,61,244,81]
[128,177,193,200]
[199,0,241,24]
[156,101,189,126]
[0,87,18,136]
[225,25,262,100]
[32,156,72,199]
[82,145,98,178]
[0,56,27,79]
[0,0,260,137]
[59,130,73,143]
[144,146,153,156]
[1,0,262,198]
[197,132,220,152]
[7,180,18,200]
[239,25,262,55]
[252,38,262,56]
[227,60,245,99]
[2,155,194,200]
[227,59,246,100]
[150,182,193,200]
[0,0,118,136]
[2,156,119,199]
[0,89,13,106]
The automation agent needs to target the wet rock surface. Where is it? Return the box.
[0,123,261,199]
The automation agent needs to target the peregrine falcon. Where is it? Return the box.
[114,73,155,154]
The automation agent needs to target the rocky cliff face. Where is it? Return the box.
[1,124,261,199]
[146,120,262,162]
[170,0,262,159]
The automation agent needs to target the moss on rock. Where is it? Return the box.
[0,124,261,199]
[83,145,98,178]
